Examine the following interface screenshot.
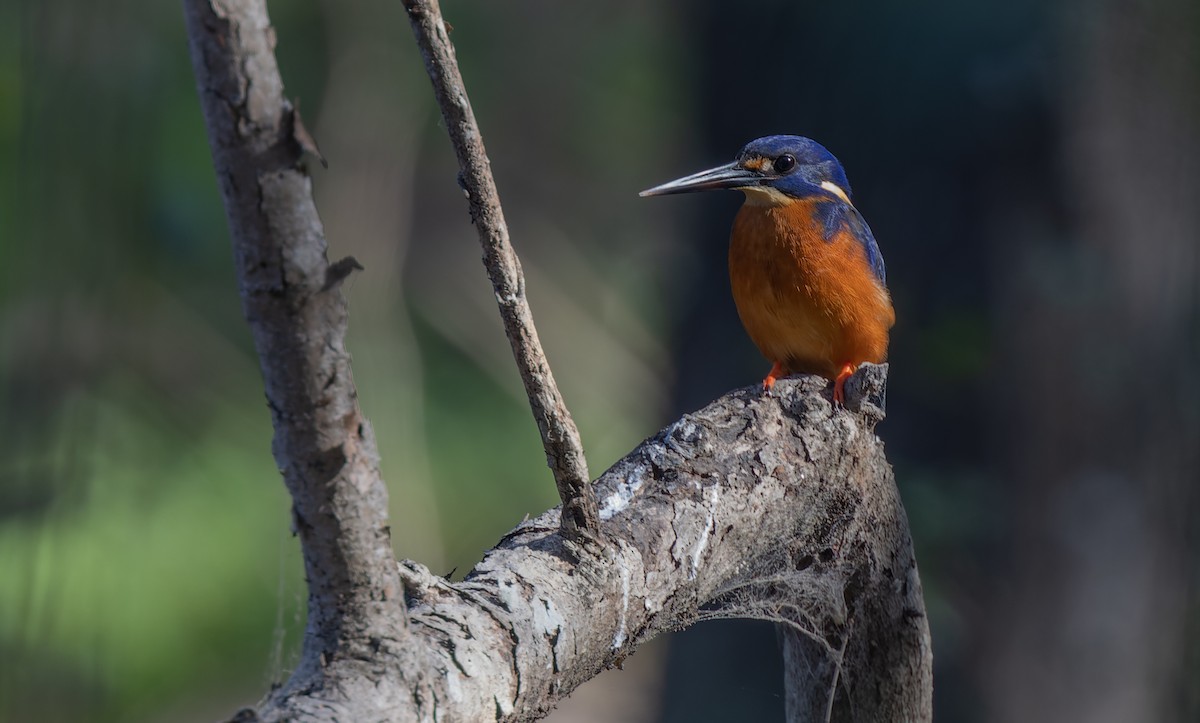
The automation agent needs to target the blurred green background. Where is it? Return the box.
[2,0,1197,721]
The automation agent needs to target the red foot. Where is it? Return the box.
[832,363,855,407]
[762,361,786,392]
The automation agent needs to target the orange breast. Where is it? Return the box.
[728,199,895,379]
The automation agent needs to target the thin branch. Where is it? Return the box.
[401,0,601,542]
[181,0,407,669]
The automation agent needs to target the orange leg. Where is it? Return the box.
[832,363,856,406]
[762,361,786,392]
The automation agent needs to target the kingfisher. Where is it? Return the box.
[641,135,894,405]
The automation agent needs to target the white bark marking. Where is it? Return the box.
[611,563,631,650]
[599,463,648,520]
[690,486,720,580]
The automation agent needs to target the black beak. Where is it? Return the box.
[639,161,762,197]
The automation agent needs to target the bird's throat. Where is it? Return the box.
[740,186,794,207]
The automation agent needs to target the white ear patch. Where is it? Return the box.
[819,181,852,205]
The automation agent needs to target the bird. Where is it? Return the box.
[640,135,894,405]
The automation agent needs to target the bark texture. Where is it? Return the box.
[182,0,932,720]
[258,369,930,722]
[182,0,408,676]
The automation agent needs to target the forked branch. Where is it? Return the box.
[182,0,933,720]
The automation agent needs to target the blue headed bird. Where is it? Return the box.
[641,135,894,404]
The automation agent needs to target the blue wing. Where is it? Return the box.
[815,201,886,284]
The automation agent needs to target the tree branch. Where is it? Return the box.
[248,369,931,722]
[182,0,407,674]
[401,0,600,542]
[181,1,932,719]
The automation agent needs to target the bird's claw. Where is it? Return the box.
[832,363,855,408]
[762,361,786,395]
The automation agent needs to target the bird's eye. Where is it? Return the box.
[773,154,797,174]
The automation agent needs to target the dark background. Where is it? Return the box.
[2,0,1197,721]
